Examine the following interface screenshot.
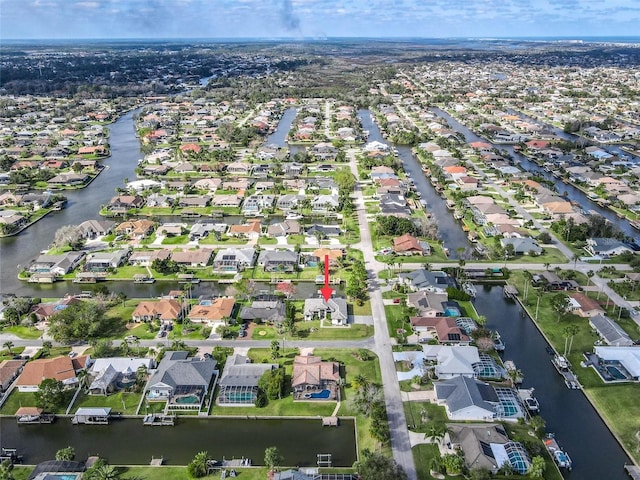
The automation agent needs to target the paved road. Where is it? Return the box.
[347,149,418,479]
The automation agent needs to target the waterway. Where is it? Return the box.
[475,285,630,480]
[0,416,356,467]
[357,109,471,258]
[431,108,637,239]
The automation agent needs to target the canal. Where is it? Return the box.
[431,108,637,239]
[475,285,630,480]
[357,109,471,258]
[0,416,357,467]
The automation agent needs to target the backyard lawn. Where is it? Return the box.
[71,391,142,415]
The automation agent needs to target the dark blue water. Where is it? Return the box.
[476,285,630,480]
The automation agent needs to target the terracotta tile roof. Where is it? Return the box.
[17,355,88,387]
[189,297,235,321]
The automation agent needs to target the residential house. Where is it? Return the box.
[292,355,341,401]
[228,220,262,239]
[29,252,85,275]
[242,195,274,214]
[84,249,129,272]
[267,220,301,237]
[448,424,531,475]
[434,375,499,421]
[107,195,144,213]
[0,359,26,393]
[114,219,155,239]
[16,355,90,392]
[500,237,542,256]
[303,298,348,325]
[593,346,640,380]
[306,224,341,237]
[421,345,480,378]
[132,299,183,323]
[257,250,299,272]
[77,219,114,239]
[146,351,218,408]
[398,270,456,293]
[276,194,305,211]
[128,249,171,267]
[410,317,471,345]
[226,162,251,175]
[46,172,89,187]
[30,297,79,322]
[586,238,635,258]
[170,249,213,267]
[568,293,605,318]
[589,314,634,346]
[188,297,236,324]
[217,354,277,406]
[213,248,256,273]
[393,233,431,255]
[310,248,343,266]
[311,194,339,212]
[406,291,447,317]
[178,195,210,208]
[88,357,154,395]
[211,194,244,208]
[239,299,286,324]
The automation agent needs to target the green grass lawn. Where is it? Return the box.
[161,234,189,245]
[120,466,269,480]
[352,300,372,316]
[1,326,42,339]
[72,391,142,415]
[0,389,74,415]
[251,321,372,341]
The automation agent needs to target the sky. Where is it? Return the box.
[2,0,640,40]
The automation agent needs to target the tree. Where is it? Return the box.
[528,455,546,478]
[41,340,53,357]
[551,293,570,322]
[355,449,407,480]
[441,452,465,475]
[53,225,84,250]
[48,302,113,343]
[34,378,65,412]
[586,270,595,287]
[427,422,448,447]
[2,341,14,355]
[55,446,75,461]
[187,451,211,478]
[529,415,546,439]
[507,368,524,387]
[563,324,580,356]
[264,446,284,473]
[270,339,281,360]
[0,460,15,480]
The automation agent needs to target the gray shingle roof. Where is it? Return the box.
[435,375,498,414]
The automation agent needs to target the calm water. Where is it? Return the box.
[357,109,471,258]
[475,285,630,480]
[0,416,356,467]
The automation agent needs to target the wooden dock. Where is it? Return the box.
[322,416,339,426]
[143,414,175,426]
[149,456,164,466]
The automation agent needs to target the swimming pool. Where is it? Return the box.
[305,390,331,399]
[199,300,212,306]
[445,307,461,317]
[606,365,627,380]
[175,395,200,404]
[48,475,80,480]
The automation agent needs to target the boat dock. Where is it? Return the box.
[625,464,640,479]
[551,355,581,389]
[544,434,572,471]
[517,388,539,414]
[143,414,175,426]
[15,407,55,424]
[72,407,111,425]
[503,285,519,299]
[322,416,339,426]
[504,361,523,384]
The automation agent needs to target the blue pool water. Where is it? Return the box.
[307,390,331,399]
[445,307,461,317]
[606,366,627,380]
[199,300,212,306]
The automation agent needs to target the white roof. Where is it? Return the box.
[594,346,640,377]
[90,357,153,375]
[422,345,480,377]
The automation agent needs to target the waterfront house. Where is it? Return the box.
[0,359,26,393]
[568,293,605,318]
[303,297,348,325]
[212,248,256,273]
[589,314,634,347]
[107,195,144,213]
[257,250,299,273]
[217,354,277,406]
[239,298,286,325]
[46,172,90,187]
[276,194,305,211]
[448,423,531,475]
[170,249,213,267]
[593,346,640,380]
[88,357,154,395]
[228,220,262,239]
[146,351,218,408]
[28,251,85,275]
[421,345,480,378]
[188,297,236,324]
[434,375,499,421]
[406,291,447,317]
[132,299,183,323]
[84,249,129,272]
[410,317,471,345]
[30,297,80,322]
[500,237,542,256]
[128,249,171,267]
[211,194,243,208]
[16,355,90,392]
[267,220,301,237]
[77,219,115,239]
[292,355,340,401]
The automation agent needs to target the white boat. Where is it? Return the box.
[462,283,477,298]
[544,434,572,470]
[286,213,303,220]
[493,331,505,351]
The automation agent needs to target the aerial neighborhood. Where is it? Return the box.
[0,36,639,480]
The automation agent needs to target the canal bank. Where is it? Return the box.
[0,415,357,467]
[474,285,630,479]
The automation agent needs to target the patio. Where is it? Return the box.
[583,352,635,383]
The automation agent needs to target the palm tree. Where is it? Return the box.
[77,369,89,391]
[133,337,141,356]
[2,341,14,355]
[551,293,570,323]
[522,271,533,302]
[586,270,595,288]
[352,374,369,390]
[563,325,580,357]
[427,422,449,447]
[41,340,53,357]
[87,464,120,480]
[507,368,524,387]
[535,290,543,321]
